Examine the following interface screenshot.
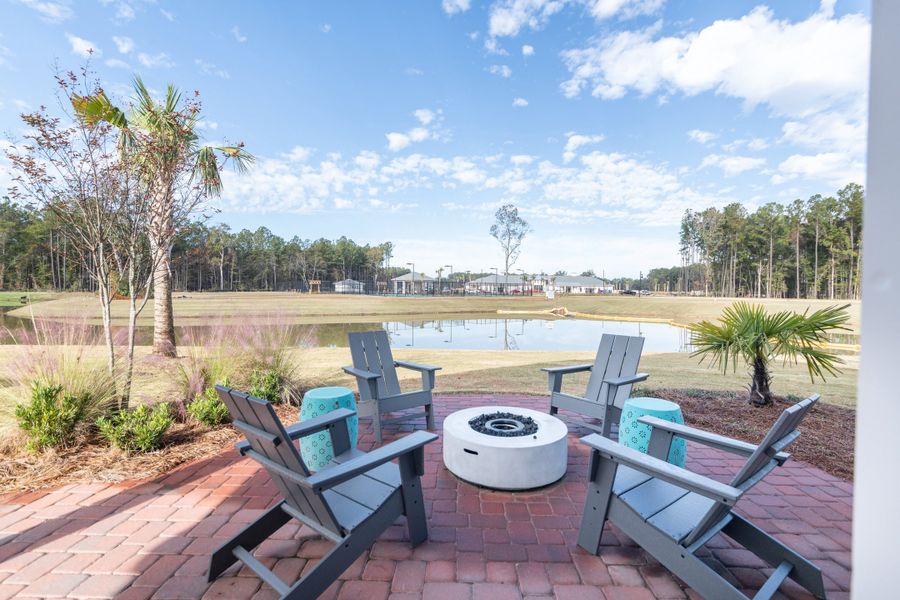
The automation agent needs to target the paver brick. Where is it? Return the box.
[0,394,853,600]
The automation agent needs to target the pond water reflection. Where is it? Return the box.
[0,314,691,352]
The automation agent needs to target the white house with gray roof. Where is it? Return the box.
[536,275,612,295]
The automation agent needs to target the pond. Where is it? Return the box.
[0,313,693,353]
[374,318,692,352]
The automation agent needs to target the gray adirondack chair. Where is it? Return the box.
[578,395,826,600]
[343,330,440,443]
[209,386,437,600]
[543,334,648,436]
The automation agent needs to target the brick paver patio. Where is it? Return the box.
[0,394,853,599]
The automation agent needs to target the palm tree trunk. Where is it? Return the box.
[749,356,773,407]
[151,243,176,356]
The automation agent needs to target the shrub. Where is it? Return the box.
[188,386,231,426]
[249,368,283,403]
[2,317,119,435]
[97,403,173,454]
[14,382,90,452]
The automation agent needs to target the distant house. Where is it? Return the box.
[334,278,364,294]
[391,271,435,294]
[537,275,612,295]
[465,274,531,295]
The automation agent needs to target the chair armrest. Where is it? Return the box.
[395,361,440,390]
[543,364,593,393]
[305,431,438,492]
[603,373,649,387]
[580,433,742,505]
[394,360,441,372]
[342,366,381,380]
[236,408,356,455]
[637,416,790,463]
[541,364,593,375]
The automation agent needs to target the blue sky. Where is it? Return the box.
[0,0,871,277]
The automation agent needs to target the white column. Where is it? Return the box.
[852,1,900,595]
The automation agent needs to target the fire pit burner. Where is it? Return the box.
[468,412,539,437]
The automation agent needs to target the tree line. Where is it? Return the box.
[646,183,863,300]
[0,201,397,293]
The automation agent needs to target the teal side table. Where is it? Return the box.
[619,397,686,467]
[299,387,358,471]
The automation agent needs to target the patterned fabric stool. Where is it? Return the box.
[299,386,358,471]
[618,397,686,467]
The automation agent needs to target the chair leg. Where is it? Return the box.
[208,502,292,582]
[372,410,383,444]
[577,449,617,554]
[284,503,400,600]
[424,400,435,431]
[724,514,827,599]
[399,453,428,546]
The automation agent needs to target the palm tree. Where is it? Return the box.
[688,302,850,406]
[73,77,252,356]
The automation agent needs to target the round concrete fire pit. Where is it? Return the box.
[442,405,568,490]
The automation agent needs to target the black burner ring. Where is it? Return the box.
[468,411,539,437]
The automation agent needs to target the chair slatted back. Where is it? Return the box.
[680,395,818,547]
[216,386,342,536]
[348,331,401,400]
[584,334,645,409]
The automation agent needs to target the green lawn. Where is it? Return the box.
[0,292,859,433]
[0,291,56,308]
[9,292,862,333]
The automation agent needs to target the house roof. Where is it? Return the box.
[552,275,610,286]
[469,274,528,285]
[335,278,362,285]
[391,271,435,281]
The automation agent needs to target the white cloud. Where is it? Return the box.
[559,3,869,118]
[510,154,534,165]
[563,132,604,162]
[489,64,512,78]
[700,154,766,177]
[320,23,332,33]
[0,37,12,69]
[522,44,535,56]
[112,35,134,54]
[283,146,313,162]
[160,8,175,21]
[231,26,247,43]
[196,120,219,131]
[488,0,661,38]
[386,132,412,151]
[484,38,509,55]
[17,0,73,23]
[442,0,471,15]
[414,109,435,125]
[489,0,567,37]
[138,52,175,69]
[66,33,100,58]
[585,0,664,21]
[385,109,447,152]
[404,67,424,76]
[104,58,130,69]
[687,129,717,144]
[333,197,353,209]
[110,1,135,22]
[773,152,864,187]
[195,58,230,79]
[512,97,529,107]
[781,110,866,155]
[746,138,769,151]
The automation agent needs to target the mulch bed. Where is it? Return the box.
[647,389,855,480]
[0,403,298,495]
[0,391,854,494]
